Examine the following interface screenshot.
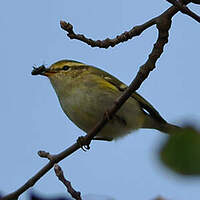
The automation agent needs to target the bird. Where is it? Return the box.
[32,59,180,141]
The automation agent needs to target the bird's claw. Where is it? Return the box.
[77,136,90,151]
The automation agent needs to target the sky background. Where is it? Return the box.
[0,1,200,200]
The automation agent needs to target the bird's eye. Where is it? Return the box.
[62,65,70,70]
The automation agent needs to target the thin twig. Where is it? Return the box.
[54,164,82,200]
[37,153,82,200]
[38,150,54,161]
[60,18,157,48]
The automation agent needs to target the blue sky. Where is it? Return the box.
[0,1,200,200]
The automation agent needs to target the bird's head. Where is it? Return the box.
[32,59,91,95]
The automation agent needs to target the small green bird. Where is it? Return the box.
[32,60,180,141]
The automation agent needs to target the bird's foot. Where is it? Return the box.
[77,136,90,151]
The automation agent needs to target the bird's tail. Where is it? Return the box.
[142,114,181,135]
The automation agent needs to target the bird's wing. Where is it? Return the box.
[90,66,166,123]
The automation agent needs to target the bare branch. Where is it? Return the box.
[54,164,82,200]
[166,0,200,22]
[60,5,181,48]
[60,18,156,48]
[60,0,199,48]
[1,4,184,200]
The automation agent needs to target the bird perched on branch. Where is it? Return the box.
[32,59,180,141]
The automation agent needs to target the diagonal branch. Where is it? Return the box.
[1,5,181,200]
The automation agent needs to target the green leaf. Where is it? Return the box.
[160,127,200,175]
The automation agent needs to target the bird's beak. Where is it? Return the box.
[31,65,56,77]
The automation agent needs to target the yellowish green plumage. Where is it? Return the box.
[32,59,180,140]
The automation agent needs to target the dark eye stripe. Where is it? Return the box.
[62,65,70,70]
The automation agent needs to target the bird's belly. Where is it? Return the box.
[58,87,145,139]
